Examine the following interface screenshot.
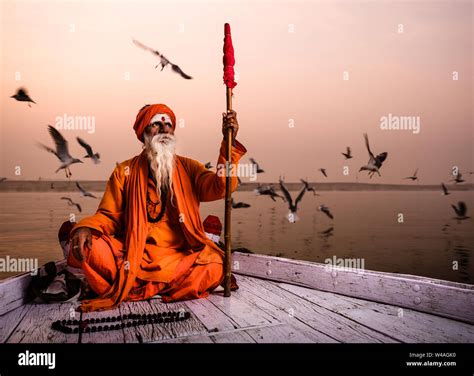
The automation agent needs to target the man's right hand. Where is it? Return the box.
[71,227,93,262]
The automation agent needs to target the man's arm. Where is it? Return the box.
[192,139,247,202]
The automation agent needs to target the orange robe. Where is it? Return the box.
[68,139,246,312]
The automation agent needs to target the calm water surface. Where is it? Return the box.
[0,191,472,283]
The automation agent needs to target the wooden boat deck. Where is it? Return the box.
[1,275,473,344]
[1,253,473,343]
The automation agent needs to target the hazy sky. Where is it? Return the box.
[1,0,472,184]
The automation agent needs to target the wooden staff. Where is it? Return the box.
[224,88,233,297]
[223,23,237,297]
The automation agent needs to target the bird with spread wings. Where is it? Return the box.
[132,39,193,80]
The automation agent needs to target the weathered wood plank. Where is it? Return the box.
[184,295,244,333]
[196,329,256,343]
[7,303,79,343]
[0,273,33,316]
[0,304,32,343]
[244,323,320,343]
[234,277,337,343]
[156,332,215,343]
[0,260,67,316]
[161,323,317,343]
[238,275,397,343]
[278,282,474,343]
[233,253,474,324]
[156,325,278,343]
[205,289,279,330]
[154,280,286,342]
[236,276,340,343]
[80,306,125,344]
[119,300,207,343]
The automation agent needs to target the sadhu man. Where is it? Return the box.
[66,104,246,312]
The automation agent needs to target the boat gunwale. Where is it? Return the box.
[231,252,474,325]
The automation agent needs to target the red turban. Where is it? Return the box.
[133,104,176,142]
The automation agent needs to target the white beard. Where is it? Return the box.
[144,133,176,201]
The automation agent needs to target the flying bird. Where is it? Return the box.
[451,171,465,184]
[318,168,328,178]
[132,39,193,79]
[254,184,284,202]
[61,197,82,213]
[37,125,83,178]
[231,198,250,209]
[318,204,334,220]
[404,168,419,181]
[10,88,36,107]
[249,158,265,173]
[359,133,387,178]
[451,201,469,220]
[76,182,98,198]
[341,147,353,160]
[300,179,320,196]
[279,178,306,222]
[441,183,450,196]
[77,137,101,164]
[204,162,213,169]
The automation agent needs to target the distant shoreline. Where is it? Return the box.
[0,180,472,192]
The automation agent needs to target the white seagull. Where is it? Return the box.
[318,205,334,220]
[359,133,387,178]
[254,184,284,202]
[279,178,306,223]
[451,171,465,184]
[132,39,193,79]
[452,201,469,220]
[77,137,101,164]
[249,158,265,173]
[10,87,36,107]
[341,147,353,160]
[441,183,450,196]
[76,182,98,198]
[300,179,320,196]
[61,197,82,213]
[404,168,419,181]
[37,125,83,178]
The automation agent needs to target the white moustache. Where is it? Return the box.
[153,134,175,144]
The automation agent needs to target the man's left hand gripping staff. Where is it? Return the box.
[222,110,239,141]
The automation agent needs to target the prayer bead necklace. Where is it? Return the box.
[147,187,168,223]
[51,311,191,334]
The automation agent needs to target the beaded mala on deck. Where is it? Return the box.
[52,311,191,334]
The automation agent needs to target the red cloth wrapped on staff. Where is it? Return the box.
[223,23,237,89]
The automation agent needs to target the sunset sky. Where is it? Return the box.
[0,0,472,184]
